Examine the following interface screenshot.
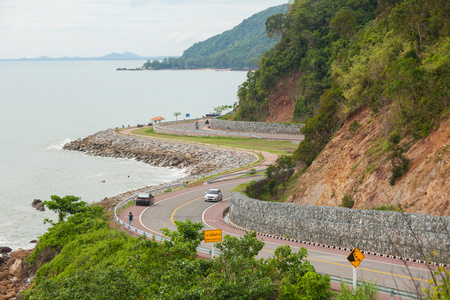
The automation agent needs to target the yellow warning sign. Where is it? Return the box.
[347,247,365,268]
[204,229,222,243]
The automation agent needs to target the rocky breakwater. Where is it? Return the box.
[63,129,256,176]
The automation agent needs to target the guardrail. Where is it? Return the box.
[113,181,223,260]
[113,173,420,299]
[206,169,266,184]
[327,275,420,299]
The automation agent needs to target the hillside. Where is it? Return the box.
[142,4,288,70]
[237,0,450,216]
[288,106,449,216]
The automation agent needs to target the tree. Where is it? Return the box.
[43,195,87,224]
[213,105,233,115]
[173,111,181,121]
[266,13,288,41]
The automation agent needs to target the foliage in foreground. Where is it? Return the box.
[24,196,449,299]
[24,208,331,299]
[335,282,378,300]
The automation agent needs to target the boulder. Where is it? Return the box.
[34,203,45,211]
[31,199,42,208]
[9,260,22,276]
[0,271,8,281]
[32,200,45,211]
[0,248,11,254]
[4,291,16,299]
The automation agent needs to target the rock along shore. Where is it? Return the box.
[63,129,256,178]
[0,129,259,299]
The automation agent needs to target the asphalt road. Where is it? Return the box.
[118,121,434,297]
[121,179,434,296]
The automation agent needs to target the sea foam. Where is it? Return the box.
[47,138,72,150]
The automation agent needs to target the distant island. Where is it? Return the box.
[0,52,164,61]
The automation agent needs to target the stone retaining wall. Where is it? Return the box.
[154,125,253,139]
[211,119,304,134]
[229,192,450,264]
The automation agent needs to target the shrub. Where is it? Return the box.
[349,120,362,136]
[341,194,354,208]
[389,144,410,186]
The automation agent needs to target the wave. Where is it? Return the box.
[47,138,72,150]
[87,173,104,178]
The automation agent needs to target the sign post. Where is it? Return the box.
[204,229,222,259]
[347,247,365,293]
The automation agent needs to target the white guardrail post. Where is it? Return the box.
[112,170,419,299]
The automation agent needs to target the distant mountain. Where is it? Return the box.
[143,4,289,70]
[0,52,163,61]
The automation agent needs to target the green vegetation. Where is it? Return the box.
[340,194,354,209]
[246,155,295,201]
[236,0,449,186]
[336,282,378,300]
[213,104,233,115]
[236,0,378,122]
[142,5,288,70]
[130,127,298,156]
[349,120,362,136]
[389,134,410,185]
[43,195,87,224]
[24,204,333,299]
[173,111,181,121]
[424,266,450,299]
[371,204,400,212]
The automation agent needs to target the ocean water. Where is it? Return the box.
[0,61,247,250]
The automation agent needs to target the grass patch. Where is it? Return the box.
[233,182,252,193]
[366,137,391,159]
[130,127,297,156]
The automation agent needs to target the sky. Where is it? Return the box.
[0,0,288,59]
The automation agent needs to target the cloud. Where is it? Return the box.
[0,0,289,58]
[129,0,149,8]
[166,31,197,44]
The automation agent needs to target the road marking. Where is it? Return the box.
[168,187,430,284]
[171,196,203,224]
[259,248,429,282]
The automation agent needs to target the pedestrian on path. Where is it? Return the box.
[128,211,133,226]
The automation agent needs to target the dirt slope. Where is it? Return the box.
[286,106,449,216]
[266,71,301,122]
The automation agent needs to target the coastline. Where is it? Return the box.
[62,128,258,210]
[116,68,249,72]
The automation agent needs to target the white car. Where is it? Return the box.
[204,189,223,202]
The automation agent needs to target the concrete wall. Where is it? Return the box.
[229,192,450,264]
[211,119,304,134]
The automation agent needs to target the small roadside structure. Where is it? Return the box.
[151,116,165,124]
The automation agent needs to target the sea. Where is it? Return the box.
[0,60,247,251]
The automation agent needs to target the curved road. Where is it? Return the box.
[118,122,434,297]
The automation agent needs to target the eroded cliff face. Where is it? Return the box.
[265,71,301,123]
[286,106,449,217]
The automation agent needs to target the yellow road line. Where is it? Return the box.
[260,249,428,282]
[171,196,203,224]
[171,190,429,283]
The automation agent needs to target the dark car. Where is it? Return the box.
[205,113,220,117]
[135,192,154,206]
